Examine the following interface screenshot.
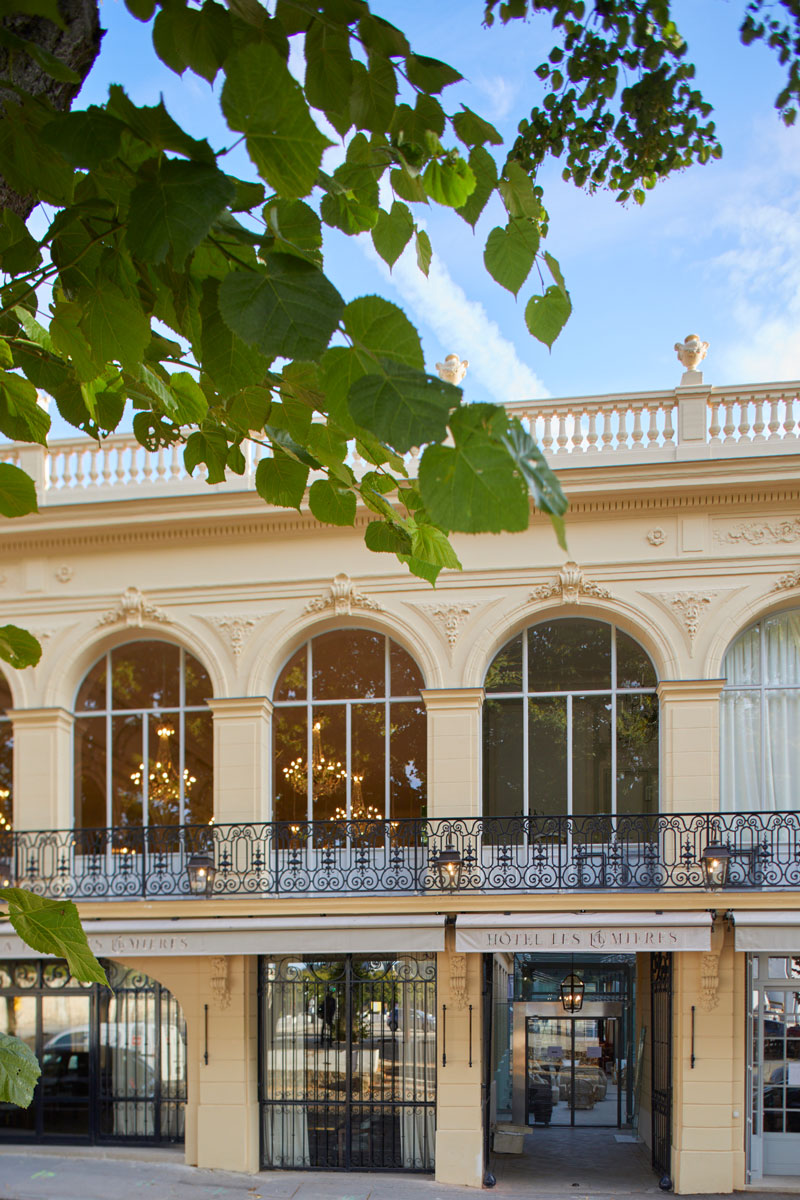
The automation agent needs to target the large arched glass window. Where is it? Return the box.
[484,618,658,818]
[272,629,426,824]
[721,610,800,812]
[74,641,213,830]
[0,672,11,833]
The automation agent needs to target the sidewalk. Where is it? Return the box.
[0,1148,798,1200]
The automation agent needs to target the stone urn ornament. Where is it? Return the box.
[674,334,708,384]
[435,353,469,385]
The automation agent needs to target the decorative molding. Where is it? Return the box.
[209,956,231,1010]
[647,528,667,546]
[773,569,800,592]
[713,517,800,546]
[210,616,259,658]
[98,586,169,628]
[421,602,478,650]
[653,590,720,646]
[54,565,73,583]
[305,573,381,616]
[450,952,467,1009]
[699,920,725,1013]
[529,561,611,605]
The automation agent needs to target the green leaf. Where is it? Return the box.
[320,190,378,235]
[0,888,108,984]
[350,54,397,133]
[358,13,409,58]
[218,254,344,361]
[344,295,424,372]
[264,199,322,265]
[524,285,572,349]
[304,19,353,126]
[499,160,543,220]
[0,210,41,274]
[318,345,365,431]
[107,86,215,164]
[501,419,568,550]
[221,40,332,199]
[396,552,440,585]
[184,430,229,484]
[411,520,462,570]
[0,462,38,518]
[0,1030,40,1108]
[405,53,462,93]
[348,365,459,453]
[170,372,209,424]
[483,219,539,296]
[0,624,41,669]
[456,145,497,228]
[226,386,271,433]
[453,105,503,146]
[128,160,236,268]
[308,479,357,526]
[40,109,126,167]
[422,156,476,208]
[415,228,432,276]
[200,280,270,396]
[391,167,428,205]
[0,25,79,83]
[371,201,414,268]
[365,520,412,554]
[1,0,65,26]
[78,284,150,375]
[255,452,309,509]
[125,0,156,18]
[153,1,231,83]
[0,371,49,445]
[418,407,529,533]
[544,250,568,295]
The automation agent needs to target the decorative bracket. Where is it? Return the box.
[305,573,381,616]
[529,561,611,605]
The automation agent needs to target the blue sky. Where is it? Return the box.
[71,1,800,413]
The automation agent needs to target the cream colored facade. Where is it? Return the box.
[0,377,799,1190]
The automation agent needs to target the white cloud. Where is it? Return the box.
[362,236,549,402]
[472,74,518,123]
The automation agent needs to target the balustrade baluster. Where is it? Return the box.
[556,412,569,453]
[751,395,766,442]
[631,403,645,450]
[723,400,736,443]
[170,443,182,480]
[768,398,782,441]
[663,402,676,446]
[708,400,722,443]
[586,406,599,453]
[142,446,154,483]
[61,449,74,490]
[600,407,615,452]
[74,447,86,489]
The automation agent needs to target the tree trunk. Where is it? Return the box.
[0,0,102,218]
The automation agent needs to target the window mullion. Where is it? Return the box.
[567,692,573,819]
[611,626,617,818]
[105,653,112,830]
[522,631,529,819]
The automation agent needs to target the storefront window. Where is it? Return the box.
[483,619,658,818]
[73,641,213,830]
[721,611,800,811]
[272,631,426,824]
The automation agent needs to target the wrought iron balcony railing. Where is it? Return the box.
[2,812,799,901]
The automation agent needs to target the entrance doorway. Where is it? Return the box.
[526,1013,624,1127]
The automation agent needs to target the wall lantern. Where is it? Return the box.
[701,841,731,890]
[560,972,585,1013]
[187,853,216,896]
[435,844,463,891]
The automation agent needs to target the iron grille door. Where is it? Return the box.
[650,951,673,1184]
[260,954,436,1171]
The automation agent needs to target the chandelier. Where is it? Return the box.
[283,720,347,798]
[334,774,381,823]
[0,788,10,832]
[130,724,196,805]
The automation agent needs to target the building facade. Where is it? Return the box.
[0,369,799,1191]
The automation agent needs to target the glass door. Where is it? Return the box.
[749,955,800,1179]
[526,1015,622,1128]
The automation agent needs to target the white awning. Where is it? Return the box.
[455,910,712,953]
[0,913,446,959]
[730,910,800,952]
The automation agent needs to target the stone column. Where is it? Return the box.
[657,680,726,815]
[421,688,484,819]
[10,707,73,831]
[435,931,484,1188]
[206,697,272,824]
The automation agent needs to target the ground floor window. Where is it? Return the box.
[749,953,800,1179]
[0,960,186,1144]
[259,953,436,1171]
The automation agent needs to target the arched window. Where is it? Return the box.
[73,641,213,830]
[483,618,658,819]
[0,671,11,833]
[272,629,426,823]
[721,610,800,812]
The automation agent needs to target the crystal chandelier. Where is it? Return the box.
[334,773,381,823]
[283,720,347,798]
[130,724,196,805]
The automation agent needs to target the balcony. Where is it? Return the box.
[3,812,799,900]
[3,381,799,507]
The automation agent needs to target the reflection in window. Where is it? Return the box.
[483,619,658,818]
[272,631,425,823]
[721,611,800,812]
[0,671,11,834]
[73,642,213,830]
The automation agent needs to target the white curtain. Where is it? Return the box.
[401,1106,435,1169]
[722,613,800,811]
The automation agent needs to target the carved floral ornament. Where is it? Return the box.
[304,573,382,616]
[529,561,611,605]
[422,602,478,649]
[98,586,169,628]
[714,518,800,546]
[449,953,467,1009]
[211,615,259,658]
[652,590,720,647]
[209,956,231,1010]
[773,569,800,592]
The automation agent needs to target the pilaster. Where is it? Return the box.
[435,928,484,1188]
[421,688,484,819]
[206,697,272,824]
[657,679,725,815]
[10,707,73,831]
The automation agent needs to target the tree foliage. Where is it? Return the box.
[0,0,794,677]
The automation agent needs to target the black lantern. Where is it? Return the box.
[435,844,463,891]
[701,841,731,890]
[560,972,585,1013]
[187,853,216,896]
